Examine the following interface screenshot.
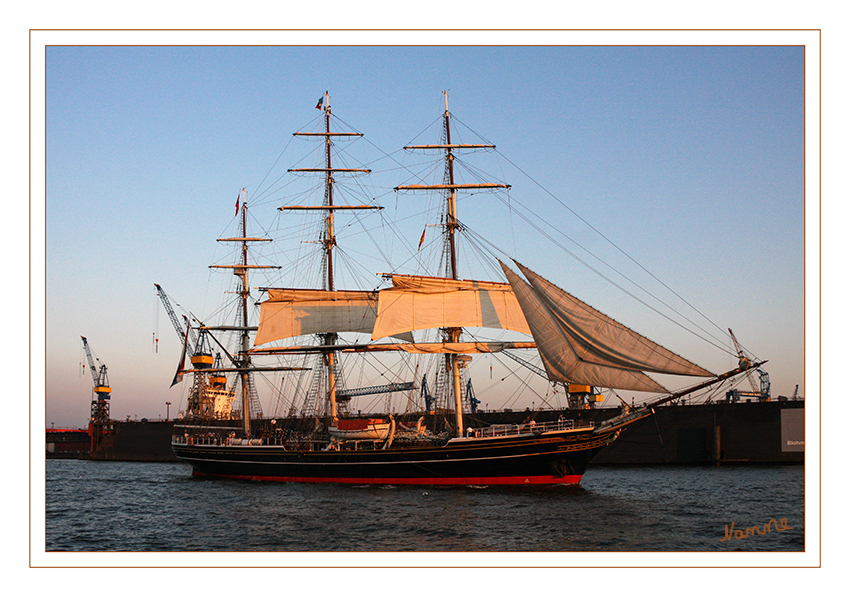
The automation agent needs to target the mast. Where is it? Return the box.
[395,91,511,436]
[442,92,464,436]
[322,92,338,421]
[284,92,379,421]
[444,92,459,281]
[210,188,279,436]
[238,193,252,434]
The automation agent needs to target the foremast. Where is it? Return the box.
[395,91,511,436]
[284,91,380,421]
[209,188,280,436]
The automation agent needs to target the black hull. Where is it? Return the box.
[81,401,804,465]
[172,426,623,486]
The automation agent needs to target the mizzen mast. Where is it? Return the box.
[395,91,511,436]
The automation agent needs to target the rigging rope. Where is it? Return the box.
[460,202,735,358]
[493,149,735,352]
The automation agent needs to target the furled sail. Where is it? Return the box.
[255,289,380,345]
[500,261,712,393]
[349,341,537,354]
[371,275,531,340]
[250,341,535,355]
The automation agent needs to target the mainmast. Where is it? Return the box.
[284,92,380,420]
[210,188,280,436]
[395,91,511,436]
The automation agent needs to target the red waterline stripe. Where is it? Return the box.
[192,472,582,486]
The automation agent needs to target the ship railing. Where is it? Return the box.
[172,434,235,446]
[172,433,326,451]
[467,418,581,439]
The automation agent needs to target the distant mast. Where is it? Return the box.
[395,91,511,436]
[210,188,279,436]
[284,92,380,420]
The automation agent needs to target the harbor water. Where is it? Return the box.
[43,459,804,553]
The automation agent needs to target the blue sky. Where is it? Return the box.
[38,35,811,428]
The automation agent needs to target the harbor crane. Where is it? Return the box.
[155,283,232,369]
[81,336,111,424]
[729,328,759,394]
[726,328,771,402]
[154,283,264,420]
[154,283,199,356]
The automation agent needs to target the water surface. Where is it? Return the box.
[45,460,804,552]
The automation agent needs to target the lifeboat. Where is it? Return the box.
[328,418,391,440]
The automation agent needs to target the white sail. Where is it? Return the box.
[255,289,379,345]
[371,275,531,340]
[500,261,712,393]
[256,275,531,347]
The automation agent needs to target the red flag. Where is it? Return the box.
[235,194,240,216]
[417,228,427,251]
[315,96,323,110]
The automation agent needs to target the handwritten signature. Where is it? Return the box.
[721,518,795,542]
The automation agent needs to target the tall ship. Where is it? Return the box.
[169,92,766,485]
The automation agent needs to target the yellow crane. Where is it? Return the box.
[81,335,111,423]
